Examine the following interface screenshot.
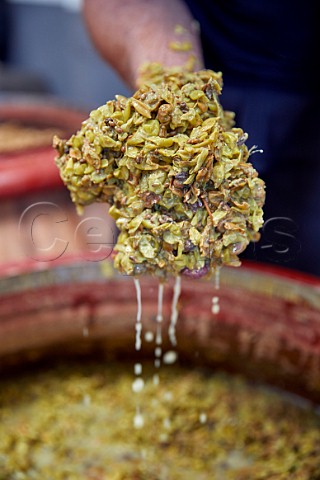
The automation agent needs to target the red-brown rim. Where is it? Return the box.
[0,257,319,403]
[0,101,87,198]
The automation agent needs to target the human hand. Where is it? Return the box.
[83,0,204,89]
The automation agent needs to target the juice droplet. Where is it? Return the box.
[133,412,144,429]
[211,303,220,314]
[211,295,220,315]
[132,377,145,393]
[144,331,154,342]
[211,267,221,315]
[82,326,89,337]
[134,363,142,376]
[169,276,181,346]
[199,413,207,424]
[155,347,162,358]
[156,325,162,346]
[163,350,178,365]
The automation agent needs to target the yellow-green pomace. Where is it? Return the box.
[54,63,265,278]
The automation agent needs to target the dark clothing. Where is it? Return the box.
[185,0,318,94]
[0,0,8,61]
[185,0,320,276]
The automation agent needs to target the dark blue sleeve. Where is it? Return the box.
[0,0,8,61]
[184,0,318,93]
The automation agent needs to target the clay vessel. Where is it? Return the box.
[0,100,319,405]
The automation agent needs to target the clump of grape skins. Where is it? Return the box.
[54,63,265,279]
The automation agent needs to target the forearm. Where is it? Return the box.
[83,0,204,89]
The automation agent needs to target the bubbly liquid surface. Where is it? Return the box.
[1,359,319,480]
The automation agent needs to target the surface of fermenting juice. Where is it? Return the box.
[1,359,319,479]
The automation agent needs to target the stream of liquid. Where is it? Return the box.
[133,278,142,351]
[133,278,145,428]
[169,276,181,347]
[154,282,164,372]
[132,272,216,429]
[132,277,183,428]
[211,267,221,315]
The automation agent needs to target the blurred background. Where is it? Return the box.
[0,0,319,276]
[1,0,121,270]
[0,0,130,108]
[0,0,320,411]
